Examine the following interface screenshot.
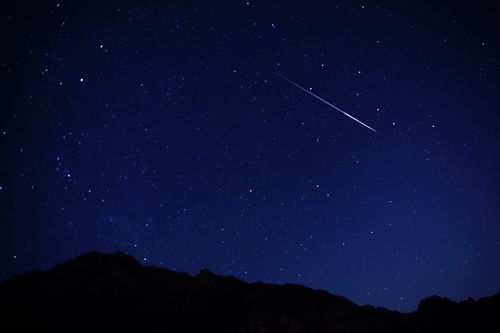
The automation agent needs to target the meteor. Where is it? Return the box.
[276,73,377,133]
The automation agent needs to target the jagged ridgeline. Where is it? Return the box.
[1,252,499,332]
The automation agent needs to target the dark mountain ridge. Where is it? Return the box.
[1,251,498,332]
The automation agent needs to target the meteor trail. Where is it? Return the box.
[275,73,377,133]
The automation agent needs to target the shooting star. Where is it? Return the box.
[275,72,377,133]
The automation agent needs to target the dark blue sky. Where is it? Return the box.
[1,0,499,312]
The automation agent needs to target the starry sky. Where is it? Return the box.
[1,0,499,312]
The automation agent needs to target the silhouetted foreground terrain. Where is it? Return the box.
[1,252,499,332]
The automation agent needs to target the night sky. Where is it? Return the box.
[1,0,499,312]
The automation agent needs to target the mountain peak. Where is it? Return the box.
[1,251,499,332]
[50,251,141,276]
[198,267,214,277]
[418,295,457,313]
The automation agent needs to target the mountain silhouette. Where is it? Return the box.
[0,251,498,332]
